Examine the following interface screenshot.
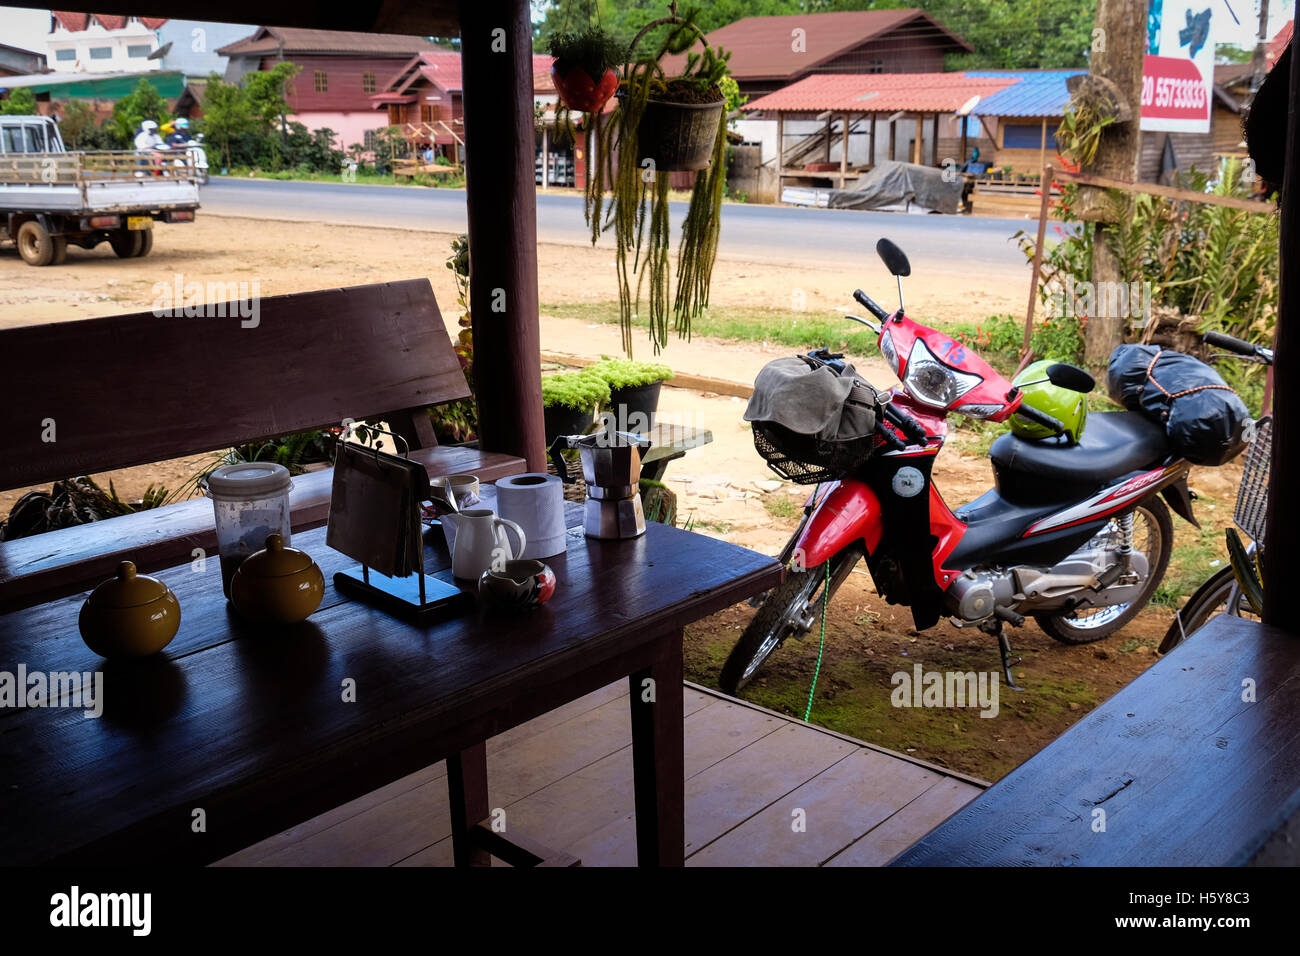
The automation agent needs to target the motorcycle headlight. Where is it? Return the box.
[903,339,983,409]
[879,329,898,373]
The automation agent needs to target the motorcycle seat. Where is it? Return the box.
[990,411,1168,487]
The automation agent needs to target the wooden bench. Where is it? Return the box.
[0,278,524,610]
[891,615,1300,866]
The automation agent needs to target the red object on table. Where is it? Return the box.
[552,64,619,114]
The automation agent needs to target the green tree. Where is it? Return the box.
[111,78,170,145]
[1215,43,1254,64]
[198,73,253,169]
[0,89,39,115]
[243,61,300,170]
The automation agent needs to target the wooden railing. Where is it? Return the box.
[0,150,196,185]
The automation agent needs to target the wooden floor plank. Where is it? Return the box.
[478,697,786,861]
[564,722,860,865]
[825,777,980,867]
[219,679,983,867]
[688,749,946,867]
[216,682,635,865]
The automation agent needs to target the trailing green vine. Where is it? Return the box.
[584,7,731,356]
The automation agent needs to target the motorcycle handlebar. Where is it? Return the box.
[853,289,890,322]
[1204,330,1261,358]
[1014,401,1066,435]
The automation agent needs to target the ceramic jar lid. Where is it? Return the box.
[236,533,312,578]
[86,560,171,609]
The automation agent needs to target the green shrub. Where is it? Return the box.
[542,370,610,409]
[587,357,674,390]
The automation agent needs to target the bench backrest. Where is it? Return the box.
[0,278,466,491]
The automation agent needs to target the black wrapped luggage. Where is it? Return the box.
[1107,344,1250,466]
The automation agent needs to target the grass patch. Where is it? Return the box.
[695,519,734,534]
[1151,495,1227,608]
[763,494,801,519]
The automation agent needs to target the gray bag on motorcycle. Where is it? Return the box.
[1107,344,1250,467]
[745,355,882,483]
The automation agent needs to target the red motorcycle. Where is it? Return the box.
[721,239,1192,694]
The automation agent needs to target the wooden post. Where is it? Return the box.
[870,114,877,167]
[1261,35,1299,630]
[458,0,545,470]
[775,111,784,191]
[1082,0,1144,365]
[931,113,939,166]
[540,125,549,188]
[889,118,896,163]
[839,112,849,183]
[823,113,832,162]
[1020,164,1055,374]
[1039,116,1047,175]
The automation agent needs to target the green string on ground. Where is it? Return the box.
[803,560,830,722]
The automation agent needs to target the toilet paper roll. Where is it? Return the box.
[496,473,568,559]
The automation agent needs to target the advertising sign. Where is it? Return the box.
[1141,0,1216,133]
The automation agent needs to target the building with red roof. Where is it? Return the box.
[46,12,167,73]
[661,8,972,101]
[217,26,433,153]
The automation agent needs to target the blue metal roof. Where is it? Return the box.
[966,70,1085,118]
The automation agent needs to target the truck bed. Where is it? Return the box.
[0,151,200,214]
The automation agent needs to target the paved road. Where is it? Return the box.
[201,177,1033,277]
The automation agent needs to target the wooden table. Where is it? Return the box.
[0,510,780,867]
[639,422,714,482]
[891,615,1300,866]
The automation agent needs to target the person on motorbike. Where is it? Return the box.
[133,120,163,151]
[165,118,192,148]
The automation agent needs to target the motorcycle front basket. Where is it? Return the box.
[751,420,876,485]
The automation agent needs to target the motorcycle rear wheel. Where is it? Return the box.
[1035,497,1173,644]
[719,550,856,695]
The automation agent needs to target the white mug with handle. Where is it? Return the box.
[445,509,527,581]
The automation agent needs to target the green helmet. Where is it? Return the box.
[1010,360,1088,443]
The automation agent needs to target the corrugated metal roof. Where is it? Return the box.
[966,70,1084,118]
[743,72,1017,114]
[661,9,971,82]
[217,26,430,57]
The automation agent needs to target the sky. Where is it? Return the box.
[0,3,1293,59]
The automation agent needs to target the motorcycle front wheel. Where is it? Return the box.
[1035,497,1173,644]
[719,550,856,695]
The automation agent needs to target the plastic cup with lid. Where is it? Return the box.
[206,462,293,598]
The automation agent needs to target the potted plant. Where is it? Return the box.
[430,234,478,444]
[549,26,625,115]
[542,369,611,442]
[588,357,674,430]
[586,5,732,356]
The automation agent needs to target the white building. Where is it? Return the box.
[46,12,166,73]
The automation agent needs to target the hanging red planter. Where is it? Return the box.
[552,64,619,114]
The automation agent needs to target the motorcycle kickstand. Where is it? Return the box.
[980,618,1024,691]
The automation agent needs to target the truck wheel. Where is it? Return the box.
[16,221,56,266]
[134,229,154,257]
[51,237,68,265]
[110,229,144,258]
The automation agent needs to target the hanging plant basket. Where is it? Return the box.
[553,64,620,114]
[634,92,724,172]
[584,8,733,357]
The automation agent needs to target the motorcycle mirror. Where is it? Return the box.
[875,238,911,277]
[1046,363,1096,393]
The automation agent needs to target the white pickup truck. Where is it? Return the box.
[0,114,200,266]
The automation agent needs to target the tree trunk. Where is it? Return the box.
[1082,0,1145,366]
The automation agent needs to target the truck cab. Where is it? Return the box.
[0,115,66,156]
